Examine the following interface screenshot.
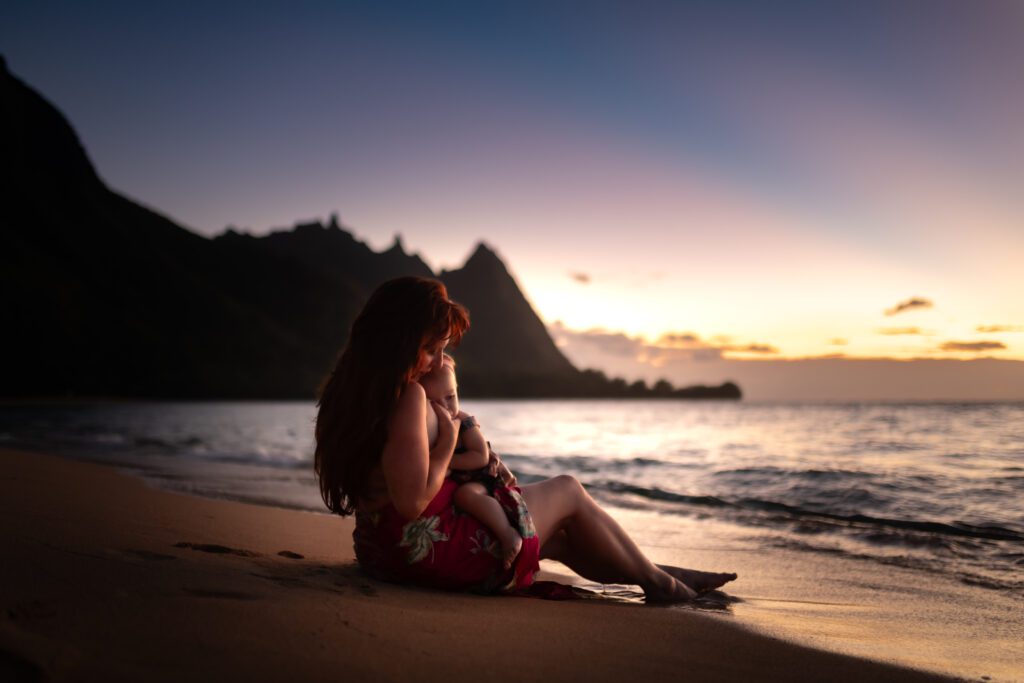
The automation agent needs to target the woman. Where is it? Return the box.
[315,276,736,600]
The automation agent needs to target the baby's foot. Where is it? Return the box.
[499,528,523,569]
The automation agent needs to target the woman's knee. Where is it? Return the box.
[521,475,587,532]
[552,474,586,503]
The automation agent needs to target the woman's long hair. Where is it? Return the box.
[314,277,469,515]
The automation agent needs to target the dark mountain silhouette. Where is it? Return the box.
[435,245,739,398]
[219,215,434,291]
[0,57,739,400]
[0,57,366,397]
[440,243,576,385]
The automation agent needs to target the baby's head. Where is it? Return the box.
[418,353,459,418]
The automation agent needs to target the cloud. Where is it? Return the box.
[549,322,1024,400]
[725,343,779,354]
[651,332,777,355]
[885,297,933,316]
[693,348,724,362]
[876,327,925,336]
[568,271,591,284]
[552,324,780,373]
[657,332,702,346]
[828,338,848,346]
[976,325,1024,333]
[550,323,643,357]
[939,341,1007,352]
[643,345,723,364]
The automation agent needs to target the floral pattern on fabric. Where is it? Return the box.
[399,515,449,564]
[353,478,545,595]
[506,488,536,539]
[468,528,501,559]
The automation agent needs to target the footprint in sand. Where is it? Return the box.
[183,587,263,601]
[173,542,259,557]
[247,572,310,589]
[6,601,56,621]
[120,548,177,561]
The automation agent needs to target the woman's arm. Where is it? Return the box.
[380,382,458,520]
[449,417,489,470]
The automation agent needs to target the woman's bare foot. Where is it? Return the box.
[643,569,698,603]
[498,528,523,569]
[657,565,737,594]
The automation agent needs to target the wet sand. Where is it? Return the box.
[580,506,1024,682]
[0,448,958,682]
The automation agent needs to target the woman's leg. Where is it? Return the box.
[539,531,736,595]
[519,475,706,602]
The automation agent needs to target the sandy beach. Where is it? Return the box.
[0,447,962,682]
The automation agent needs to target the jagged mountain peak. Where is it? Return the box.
[440,241,576,378]
[292,219,326,234]
[385,233,406,254]
[463,241,504,269]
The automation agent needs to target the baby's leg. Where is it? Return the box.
[454,482,522,568]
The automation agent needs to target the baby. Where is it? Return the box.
[419,354,523,567]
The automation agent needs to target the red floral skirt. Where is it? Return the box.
[353,478,540,593]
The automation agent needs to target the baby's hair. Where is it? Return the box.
[421,353,457,383]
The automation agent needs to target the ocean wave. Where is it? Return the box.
[191,451,312,470]
[847,439,927,453]
[763,536,1024,595]
[133,435,204,450]
[501,453,687,474]
[584,480,1024,542]
[711,466,876,482]
[594,481,733,508]
[736,499,1024,542]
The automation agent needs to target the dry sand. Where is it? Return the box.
[0,448,954,682]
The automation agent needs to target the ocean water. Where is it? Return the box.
[2,400,1022,597]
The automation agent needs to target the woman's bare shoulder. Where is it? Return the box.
[389,382,426,423]
[396,381,426,406]
[385,381,432,445]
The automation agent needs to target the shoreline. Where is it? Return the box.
[0,447,957,682]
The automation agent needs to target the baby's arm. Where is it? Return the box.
[448,414,489,471]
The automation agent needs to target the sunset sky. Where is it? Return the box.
[4,1,1023,398]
